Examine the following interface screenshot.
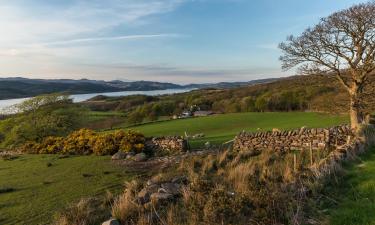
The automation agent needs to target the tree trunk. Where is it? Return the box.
[349,85,362,132]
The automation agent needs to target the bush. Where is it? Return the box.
[62,129,97,155]
[20,129,146,156]
[91,134,117,156]
[19,141,41,154]
[116,130,145,153]
[39,137,64,154]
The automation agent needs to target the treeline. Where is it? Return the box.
[83,74,375,124]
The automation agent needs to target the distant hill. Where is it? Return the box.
[82,74,375,116]
[185,78,278,89]
[0,77,277,100]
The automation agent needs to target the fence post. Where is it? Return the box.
[346,135,351,145]
[310,142,313,167]
[293,152,297,172]
[184,131,191,151]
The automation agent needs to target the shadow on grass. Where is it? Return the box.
[0,187,15,194]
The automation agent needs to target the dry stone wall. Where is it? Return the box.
[146,136,188,153]
[233,125,353,152]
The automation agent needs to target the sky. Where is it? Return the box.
[0,0,367,84]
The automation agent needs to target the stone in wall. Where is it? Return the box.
[233,125,353,152]
[146,136,188,154]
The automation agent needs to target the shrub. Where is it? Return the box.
[19,141,41,154]
[117,130,145,153]
[38,136,64,154]
[203,186,252,224]
[19,128,146,156]
[62,129,97,155]
[91,134,117,156]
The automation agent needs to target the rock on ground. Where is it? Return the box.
[111,151,127,160]
[102,219,120,225]
[133,153,147,162]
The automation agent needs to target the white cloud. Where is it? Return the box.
[0,0,187,46]
[0,0,190,79]
[39,34,187,46]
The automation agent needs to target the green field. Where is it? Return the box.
[127,112,349,148]
[0,155,133,225]
[324,146,375,225]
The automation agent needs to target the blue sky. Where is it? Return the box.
[0,0,366,83]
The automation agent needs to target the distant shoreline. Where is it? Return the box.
[0,88,194,113]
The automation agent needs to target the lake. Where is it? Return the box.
[0,88,193,113]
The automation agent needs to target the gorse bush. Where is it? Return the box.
[115,130,145,153]
[63,129,96,155]
[20,129,146,156]
[91,134,117,156]
[39,137,64,154]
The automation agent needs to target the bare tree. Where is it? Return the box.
[279,2,375,132]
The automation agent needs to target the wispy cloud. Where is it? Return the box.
[0,0,190,78]
[0,0,187,46]
[39,34,188,46]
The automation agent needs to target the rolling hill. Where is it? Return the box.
[0,77,277,100]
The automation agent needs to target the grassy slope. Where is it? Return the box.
[0,155,133,225]
[128,112,348,148]
[324,146,375,225]
[0,112,350,225]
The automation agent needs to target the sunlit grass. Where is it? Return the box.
[0,154,134,225]
[323,147,375,225]
[124,112,348,148]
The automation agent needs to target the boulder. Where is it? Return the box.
[150,192,174,204]
[137,184,160,204]
[133,153,147,162]
[111,151,127,160]
[102,219,120,225]
[126,153,135,159]
[159,183,180,196]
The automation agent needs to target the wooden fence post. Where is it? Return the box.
[293,152,297,172]
[310,142,313,167]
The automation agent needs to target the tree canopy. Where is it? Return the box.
[279,2,375,130]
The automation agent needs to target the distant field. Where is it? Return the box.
[0,155,134,225]
[126,112,349,148]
